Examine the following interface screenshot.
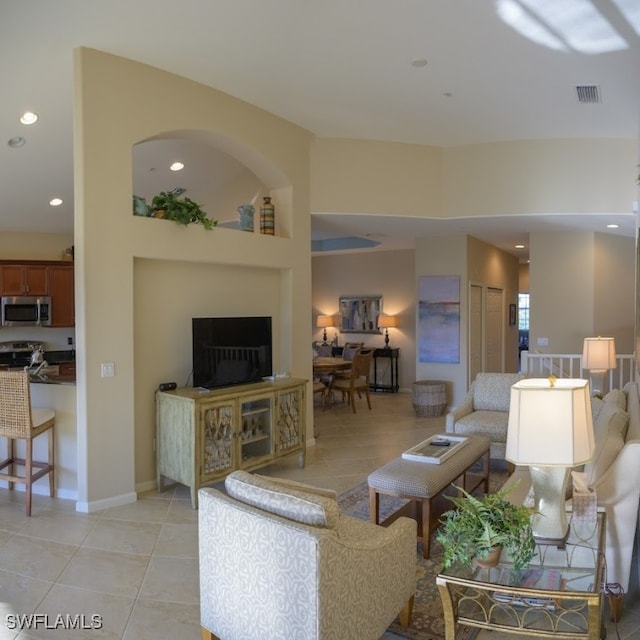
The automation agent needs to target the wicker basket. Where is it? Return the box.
[412,380,447,417]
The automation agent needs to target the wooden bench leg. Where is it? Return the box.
[369,487,380,524]
[201,627,219,640]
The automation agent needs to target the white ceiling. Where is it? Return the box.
[1,0,639,260]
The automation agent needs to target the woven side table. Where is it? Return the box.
[412,380,447,417]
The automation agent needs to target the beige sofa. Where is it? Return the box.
[446,372,523,460]
[198,471,417,640]
[503,381,640,596]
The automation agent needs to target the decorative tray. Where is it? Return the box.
[401,434,468,464]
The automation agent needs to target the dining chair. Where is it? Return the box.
[330,348,373,413]
[312,380,326,409]
[333,341,364,381]
[0,369,55,515]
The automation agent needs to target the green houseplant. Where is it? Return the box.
[149,191,217,230]
[436,485,536,571]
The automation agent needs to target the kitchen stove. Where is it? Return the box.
[0,341,46,369]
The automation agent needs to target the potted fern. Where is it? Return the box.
[149,191,217,230]
[436,485,536,571]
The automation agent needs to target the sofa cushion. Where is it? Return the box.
[472,373,522,412]
[225,470,341,528]
[452,410,509,442]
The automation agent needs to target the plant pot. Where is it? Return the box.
[475,545,503,568]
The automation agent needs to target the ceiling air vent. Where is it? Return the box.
[575,85,602,104]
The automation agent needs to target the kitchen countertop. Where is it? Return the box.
[29,373,76,385]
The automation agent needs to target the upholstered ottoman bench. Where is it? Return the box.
[368,434,490,558]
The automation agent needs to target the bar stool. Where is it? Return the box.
[0,370,55,515]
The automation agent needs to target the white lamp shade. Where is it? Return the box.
[582,337,616,371]
[377,315,397,329]
[316,315,334,329]
[506,378,594,466]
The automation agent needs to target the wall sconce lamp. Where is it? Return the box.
[377,315,397,348]
[506,377,594,545]
[316,315,334,344]
[582,336,616,396]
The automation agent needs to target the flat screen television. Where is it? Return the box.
[192,316,272,389]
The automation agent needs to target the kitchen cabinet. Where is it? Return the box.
[156,378,306,508]
[0,264,48,296]
[48,265,75,327]
[0,261,75,327]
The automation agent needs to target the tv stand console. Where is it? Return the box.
[156,378,307,508]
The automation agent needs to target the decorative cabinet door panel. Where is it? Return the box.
[276,387,304,453]
[200,401,235,477]
[240,394,274,467]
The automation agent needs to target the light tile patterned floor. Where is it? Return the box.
[0,392,637,638]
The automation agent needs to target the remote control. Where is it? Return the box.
[431,440,450,447]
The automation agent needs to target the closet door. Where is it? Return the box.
[468,284,483,386]
[485,287,504,372]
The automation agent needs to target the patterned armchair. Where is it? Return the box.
[199,471,416,640]
[445,372,523,460]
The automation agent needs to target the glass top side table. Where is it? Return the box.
[436,512,606,640]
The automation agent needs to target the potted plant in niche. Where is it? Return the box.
[149,191,217,230]
[436,485,536,571]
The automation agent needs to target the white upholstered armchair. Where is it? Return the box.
[199,471,417,640]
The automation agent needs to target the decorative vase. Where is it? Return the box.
[237,203,255,231]
[260,196,275,235]
[475,545,503,568]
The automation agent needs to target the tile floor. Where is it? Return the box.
[0,392,638,639]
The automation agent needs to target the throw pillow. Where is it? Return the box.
[225,470,341,528]
[585,430,625,488]
[623,381,640,441]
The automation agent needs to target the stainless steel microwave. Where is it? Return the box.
[1,296,52,327]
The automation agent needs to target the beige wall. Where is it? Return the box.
[0,232,73,261]
[529,231,635,354]
[312,250,415,392]
[74,48,313,509]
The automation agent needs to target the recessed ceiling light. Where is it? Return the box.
[170,161,184,171]
[7,136,25,148]
[410,58,428,67]
[20,111,38,125]
[515,244,525,249]
[49,198,63,207]
[606,223,619,229]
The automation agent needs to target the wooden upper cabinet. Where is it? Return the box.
[0,264,48,296]
[48,265,75,327]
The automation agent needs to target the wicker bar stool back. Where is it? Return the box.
[0,370,55,515]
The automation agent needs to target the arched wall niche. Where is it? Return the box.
[132,129,293,232]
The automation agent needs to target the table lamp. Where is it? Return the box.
[582,336,616,396]
[506,377,594,545]
[316,315,333,344]
[377,315,397,348]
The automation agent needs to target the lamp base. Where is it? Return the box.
[529,465,570,547]
[588,370,606,396]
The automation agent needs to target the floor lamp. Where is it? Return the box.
[582,336,616,396]
[506,377,594,545]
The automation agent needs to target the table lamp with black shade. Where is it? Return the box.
[506,377,594,546]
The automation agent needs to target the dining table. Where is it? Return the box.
[312,357,352,407]
[312,356,352,376]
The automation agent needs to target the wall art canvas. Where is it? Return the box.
[418,276,460,363]
[339,295,382,333]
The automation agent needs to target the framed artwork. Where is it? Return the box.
[339,295,382,333]
[509,303,517,327]
[418,276,460,363]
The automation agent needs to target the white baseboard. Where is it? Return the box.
[75,491,137,513]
